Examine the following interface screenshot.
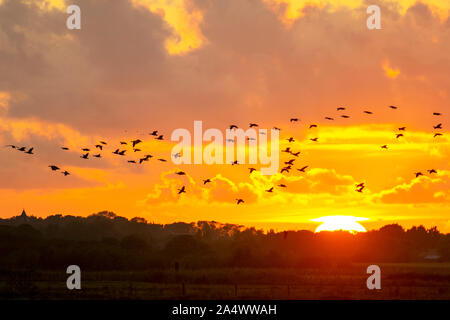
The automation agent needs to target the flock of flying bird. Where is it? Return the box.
[4,106,445,205]
[274,106,444,196]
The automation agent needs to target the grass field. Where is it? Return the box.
[1,263,449,300]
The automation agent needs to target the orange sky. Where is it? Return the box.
[0,0,449,232]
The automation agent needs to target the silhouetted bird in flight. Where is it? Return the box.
[266,187,274,193]
[25,148,34,154]
[309,124,317,129]
[273,127,281,131]
[178,186,186,194]
[203,179,211,184]
[128,160,136,164]
[310,138,318,142]
[298,166,308,172]
[285,159,295,165]
[236,199,244,204]
[249,123,258,128]
[231,160,239,165]
[356,186,365,193]
[290,151,300,157]
[434,123,442,129]
[229,125,238,130]
[93,154,101,158]
[80,153,89,159]
[132,139,142,148]
[249,168,256,173]
[150,131,158,136]
[139,155,152,164]
[433,112,442,116]
[61,147,69,150]
[157,158,167,162]
[280,167,290,173]
[95,144,103,150]
[49,165,60,171]
[337,107,345,111]
[325,117,334,121]
[396,134,404,139]
[282,147,291,153]
[99,141,107,145]
[112,149,126,156]
[82,148,90,152]
[176,171,186,175]
[5,145,16,149]
[415,172,423,178]
[428,169,437,174]
[364,111,373,114]
[290,118,299,122]
[389,106,398,109]
[341,115,350,118]
[434,133,443,138]
[398,127,406,131]
[120,141,127,145]
[356,183,365,188]
[381,145,388,149]
[62,171,70,176]
[133,148,141,152]
[278,184,287,188]
[287,137,295,142]
[17,147,26,151]
[156,135,164,140]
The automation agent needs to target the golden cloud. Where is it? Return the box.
[0,91,10,112]
[131,0,205,55]
[0,116,92,147]
[383,60,401,79]
[374,170,450,204]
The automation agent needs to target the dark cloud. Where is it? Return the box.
[1,0,449,135]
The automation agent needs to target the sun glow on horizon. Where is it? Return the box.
[312,215,368,233]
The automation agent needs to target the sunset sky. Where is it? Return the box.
[0,0,449,232]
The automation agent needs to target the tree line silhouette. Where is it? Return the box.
[0,211,448,271]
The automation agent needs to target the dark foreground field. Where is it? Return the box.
[1,263,449,300]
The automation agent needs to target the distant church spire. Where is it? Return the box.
[20,209,27,218]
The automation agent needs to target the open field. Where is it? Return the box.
[1,263,449,300]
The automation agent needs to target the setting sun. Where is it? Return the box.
[312,216,368,233]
